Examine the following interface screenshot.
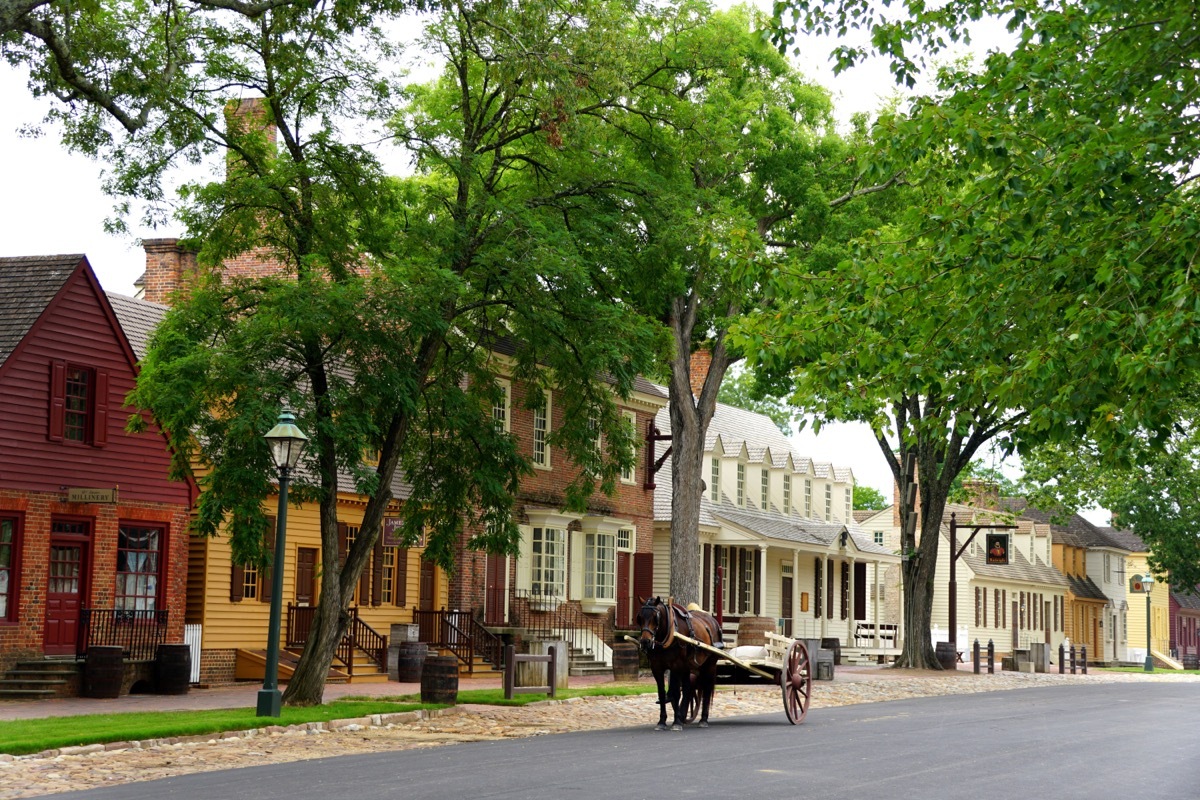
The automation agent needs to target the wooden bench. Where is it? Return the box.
[854,623,899,648]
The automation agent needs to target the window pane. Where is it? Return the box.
[116,524,163,612]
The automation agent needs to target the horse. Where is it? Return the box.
[635,596,723,731]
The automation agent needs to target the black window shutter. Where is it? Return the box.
[371,538,384,606]
[396,548,408,606]
[230,562,245,603]
[92,368,109,447]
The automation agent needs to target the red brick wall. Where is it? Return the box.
[0,489,191,657]
[198,649,237,685]
[447,377,659,614]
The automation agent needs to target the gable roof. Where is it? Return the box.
[106,292,169,360]
[1095,525,1146,552]
[0,254,86,368]
[1001,497,1131,550]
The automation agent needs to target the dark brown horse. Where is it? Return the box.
[636,596,722,731]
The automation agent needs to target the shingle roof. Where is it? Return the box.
[712,505,896,557]
[106,292,169,360]
[852,509,877,524]
[1067,574,1109,602]
[0,254,84,367]
[1000,498,1118,548]
[1095,526,1146,552]
[1173,589,1200,611]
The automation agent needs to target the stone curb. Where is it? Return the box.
[14,703,506,763]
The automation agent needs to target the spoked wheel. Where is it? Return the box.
[781,640,811,725]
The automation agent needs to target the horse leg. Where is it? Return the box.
[653,663,669,731]
[671,668,692,731]
[696,659,716,728]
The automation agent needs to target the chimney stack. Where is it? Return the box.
[689,348,712,398]
[139,238,198,306]
[962,480,1000,509]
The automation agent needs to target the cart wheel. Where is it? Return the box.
[781,640,811,725]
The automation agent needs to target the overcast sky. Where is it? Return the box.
[0,2,1057,508]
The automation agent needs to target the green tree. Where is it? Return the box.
[130,0,670,706]
[852,485,887,511]
[947,461,1021,505]
[1022,427,1200,588]
[752,0,1200,667]
[601,2,899,604]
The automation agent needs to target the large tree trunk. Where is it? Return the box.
[665,293,733,606]
[896,506,944,669]
[282,476,348,705]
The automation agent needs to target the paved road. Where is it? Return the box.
[49,683,1200,800]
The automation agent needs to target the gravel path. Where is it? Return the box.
[1,669,1195,799]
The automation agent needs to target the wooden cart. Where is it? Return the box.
[628,630,812,724]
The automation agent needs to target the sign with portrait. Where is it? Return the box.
[985,533,1010,565]
[382,516,404,547]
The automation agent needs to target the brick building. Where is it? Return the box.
[0,255,192,692]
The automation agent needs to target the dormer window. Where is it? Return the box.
[824,484,832,521]
[804,478,812,517]
[710,458,721,502]
[760,469,769,510]
[736,463,745,506]
[782,476,791,515]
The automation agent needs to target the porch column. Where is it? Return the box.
[873,559,882,648]
[792,549,801,638]
[758,545,768,621]
[820,555,828,639]
[848,556,856,637]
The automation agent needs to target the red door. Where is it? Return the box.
[419,558,436,611]
[295,548,317,606]
[45,523,90,655]
[484,554,507,625]
[616,552,631,626]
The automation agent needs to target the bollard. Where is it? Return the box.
[987,640,995,674]
[1081,645,1087,674]
[1059,643,1065,674]
[973,639,981,674]
[1070,645,1077,675]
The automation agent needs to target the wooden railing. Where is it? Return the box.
[285,605,387,678]
[77,608,170,660]
[412,610,504,673]
[512,590,613,666]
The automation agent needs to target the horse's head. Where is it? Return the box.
[636,597,665,653]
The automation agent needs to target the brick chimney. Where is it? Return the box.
[962,480,1000,509]
[689,348,712,398]
[224,97,277,181]
[139,238,198,306]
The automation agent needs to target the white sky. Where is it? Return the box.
[3,3,1101,519]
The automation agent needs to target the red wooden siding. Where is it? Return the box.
[0,264,189,505]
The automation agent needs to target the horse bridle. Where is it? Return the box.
[639,599,675,650]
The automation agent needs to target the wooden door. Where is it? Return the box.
[780,576,793,637]
[616,552,631,626]
[45,531,89,655]
[295,547,317,606]
[484,553,507,625]
[419,557,436,611]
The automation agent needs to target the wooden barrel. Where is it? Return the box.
[935,641,958,671]
[153,643,192,695]
[84,646,125,699]
[392,642,428,683]
[611,642,640,681]
[420,655,459,705]
[736,616,777,647]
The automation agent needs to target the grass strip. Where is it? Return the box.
[0,683,661,756]
[0,700,422,757]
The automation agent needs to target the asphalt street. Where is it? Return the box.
[48,683,1200,800]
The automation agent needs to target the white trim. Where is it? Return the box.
[620,410,637,484]
[493,378,511,433]
[532,389,552,470]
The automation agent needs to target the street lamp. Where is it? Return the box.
[1142,571,1156,673]
[257,407,309,717]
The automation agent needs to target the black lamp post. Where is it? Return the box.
[257,407,309,717]
[1142,571,1156,673]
